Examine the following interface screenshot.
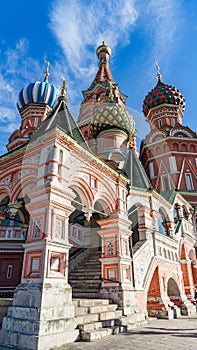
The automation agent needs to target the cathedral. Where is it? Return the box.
[0,42,197,349]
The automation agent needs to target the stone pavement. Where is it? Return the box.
[54,316,197,350]
[0,316,197,350]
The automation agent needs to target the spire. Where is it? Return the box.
[44,60,51,82]
[30,80,89,151]
[93,42,114,84]
[154,59,162,82]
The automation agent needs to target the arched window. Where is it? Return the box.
[173,143,178,151]
[128,205,139,246]
[158,208,169,235]
[173,205,178,223]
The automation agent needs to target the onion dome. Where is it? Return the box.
[143,79,185,118]
[96,41,111,58]
[17,62,56,110]
[90,104,135,138]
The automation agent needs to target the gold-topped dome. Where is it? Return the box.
[96,41,111,58]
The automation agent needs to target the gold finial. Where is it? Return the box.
[154,59,162,81]
[128,135,134,148]
[61,79,66,96]
[44,60,51,81]
[59,79,68,102]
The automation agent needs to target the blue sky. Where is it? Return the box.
[0,0,196,155]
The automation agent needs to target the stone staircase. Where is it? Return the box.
[73,298,148,341]
[73,298,126,341]
[69,248,102,299]
[0,298,13,328]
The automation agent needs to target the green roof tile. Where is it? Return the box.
[30,96,89,151]
[122,147,151,190]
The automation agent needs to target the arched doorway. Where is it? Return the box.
[147,267,162,317]
[167,278,181,307]
[0,195,30,296]
[189,250,197,291]
[68,190,109,299]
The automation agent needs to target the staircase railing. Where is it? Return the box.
[69,247,88,262]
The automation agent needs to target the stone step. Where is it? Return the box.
[78,321,103,332]
[69,278,101,283]
[72,292,102,299]
[70,283,101,289]
[70,270,100,275]
[89,304,117,314]
[99,310,123,321]
[74,303,118,317]
[75,313,100,324]
[78,317,123,332]
[0,299,13,306]
[80,325,126,342]
[73,299,109,307]
[82,261,100,264]
[72,288,101,293]
[81,327,113,341]
[71,267,101,273]
[69,274,101,280]
[70,268,101,276]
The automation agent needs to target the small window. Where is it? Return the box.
[58,149,63,178]
[185,173,194,190]
[149,162,154,179]
[158,119,162,128]
[34,117,39,127]
[113,136,117,148]
[7,265,13,279]
[169,156,177,172]
[162,176,170,191]
[171,118,175,126]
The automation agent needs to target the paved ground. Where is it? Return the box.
[0,316,197,350]
[54,316,197,350]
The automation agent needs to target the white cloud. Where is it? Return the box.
[147,0,181,59]
[49,0,138,83]
[0,39,42,143]
[137,0,182,81]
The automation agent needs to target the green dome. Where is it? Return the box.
[90,105,135,138]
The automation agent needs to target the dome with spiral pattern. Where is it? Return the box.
[17,78,56,111]
[143,80,185,118]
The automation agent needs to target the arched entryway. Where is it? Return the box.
[180,244,196,299]
[0,194,30,297]
[167,278,181,307]
[189,250,197,292]
[147,267,163,317]
[68,188,109,299]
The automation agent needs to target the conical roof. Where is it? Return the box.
[30,90,89,151]
[122,147,151,190]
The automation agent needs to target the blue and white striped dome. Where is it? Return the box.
[17,80,57,110]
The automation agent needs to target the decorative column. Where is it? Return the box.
[0,196,78,349]
[98,214,143,316]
